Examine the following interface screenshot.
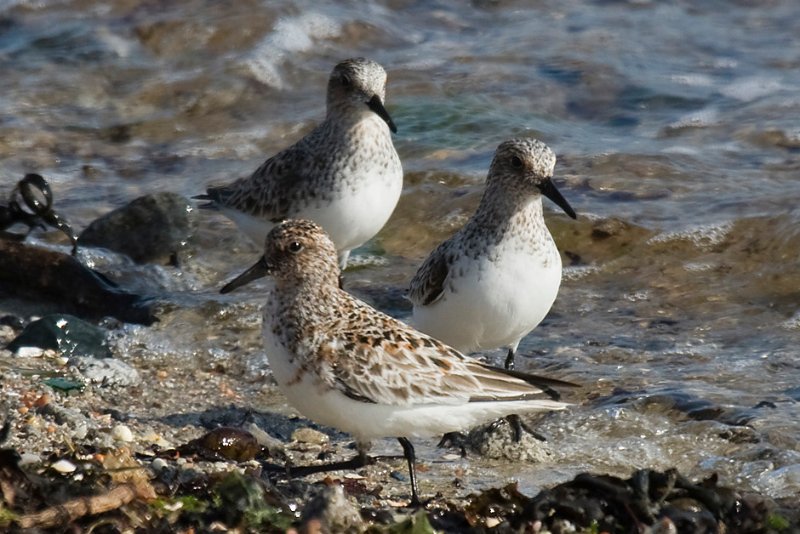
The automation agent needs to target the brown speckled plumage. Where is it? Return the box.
[221,218,575,505]
[257,220,568,405]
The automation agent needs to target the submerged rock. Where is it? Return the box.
[78,192,197,265]
[0,239,157,325]
[464,417,553,462]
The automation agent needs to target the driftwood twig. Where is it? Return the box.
[16,482,153,529]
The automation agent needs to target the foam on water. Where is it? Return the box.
[245,12,341,89]
[647,221,734,249]
[666,107,720,130]
[720,76,785,102]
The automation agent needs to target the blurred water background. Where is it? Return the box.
[1,0,799,499]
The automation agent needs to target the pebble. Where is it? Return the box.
[73,356,141,387]
[484,517,501,528]
[14,346,44,358]
[111,424,134,442]
[51,459,77,473]
[291,427,330,446]
[246,422,287,459]
[18,453,41,466]
[151,458,168,472]
[0,324,15,341]
[142,431,174,449]
[72,423,89,440]
[185,427,261,462]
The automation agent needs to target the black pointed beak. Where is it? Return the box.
[538,178,577,219]
[220,256,270,294]
[366,95,397,133]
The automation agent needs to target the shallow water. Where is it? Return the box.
[2,0,800,501]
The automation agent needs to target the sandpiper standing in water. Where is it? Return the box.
[221,219,575,505]
[409,138,576,370]
[196,58,402,269]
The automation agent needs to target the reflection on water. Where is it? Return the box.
[1,0,799,499]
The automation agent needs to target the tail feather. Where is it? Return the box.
[476,363,580,401]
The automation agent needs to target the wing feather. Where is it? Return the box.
[408,244,451,306]
[203,128,326,220]
[317,296,572,407]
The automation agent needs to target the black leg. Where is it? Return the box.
[505,414,524,442]
[504,348,515,370]
[397,437,421,506]
[436,432,468,457]
[264,449,373,478]
[505,414,546,442]
[338,273,344,289]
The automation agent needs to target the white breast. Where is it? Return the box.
[412,245,562,353]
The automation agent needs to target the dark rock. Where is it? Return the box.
[0,239,157,325]
[7,314,111,358]
[463,469,798,533]
[78,192,197,264]
[0,315,25,330]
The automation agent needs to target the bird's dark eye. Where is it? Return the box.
[288,241,303,253]
[341,74,352,87]
[510,156,523,169]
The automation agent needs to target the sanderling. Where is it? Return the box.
[195,58,402,269]
[221,219,575,505]
[409,138,576,370]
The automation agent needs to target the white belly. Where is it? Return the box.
[412,250,562,353]
[297,168,403,254]
[221,166,402,267]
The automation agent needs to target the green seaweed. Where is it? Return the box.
[767,513,790,531]
[0,506,18,528]
[212,471,294,531]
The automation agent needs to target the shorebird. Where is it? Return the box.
[196,58,402,269]
[409,138,576,371]
[221,219,576,504]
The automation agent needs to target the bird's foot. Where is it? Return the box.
[436,432,468,458]
[487,414,547,443]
